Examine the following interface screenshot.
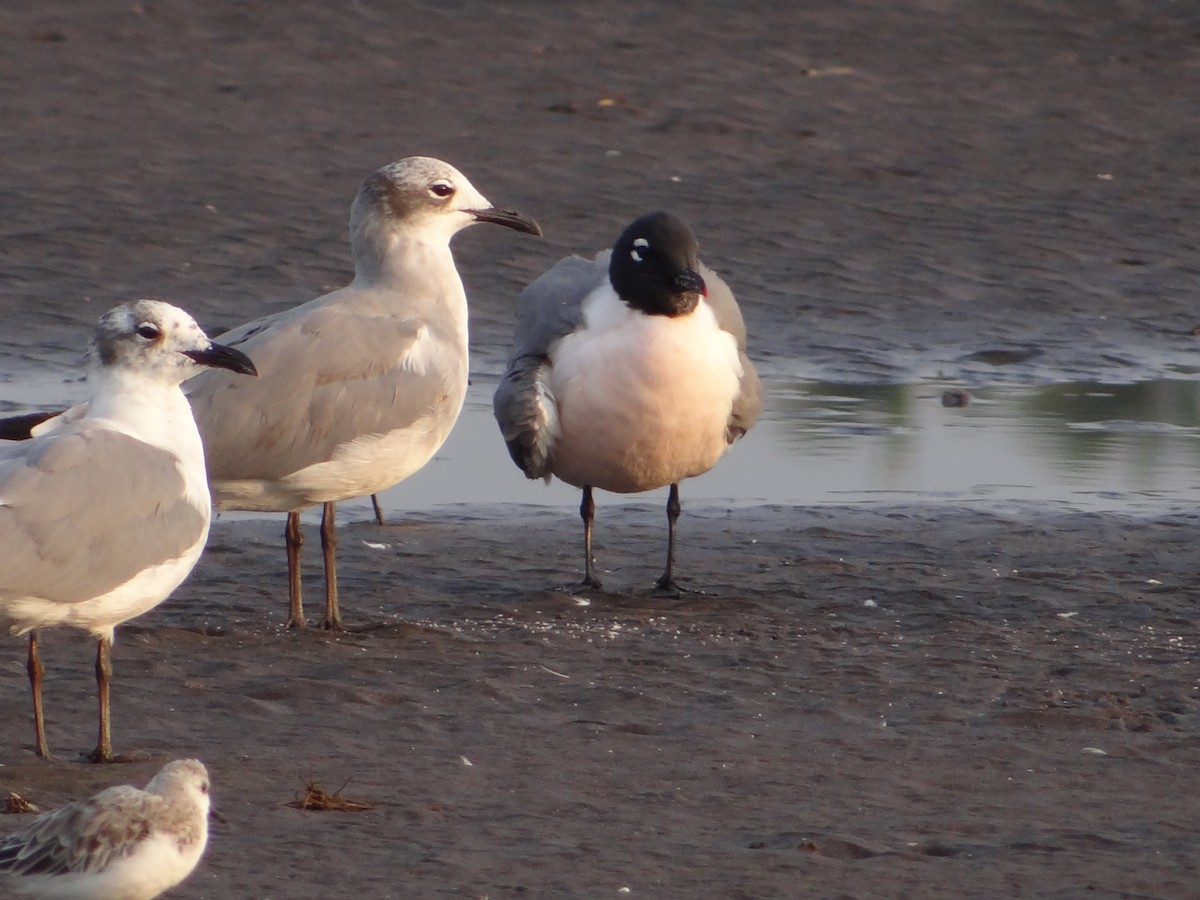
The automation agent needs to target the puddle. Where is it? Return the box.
[346,377,1200,519]
[4,375,1200,518]
[757,379,1200,514]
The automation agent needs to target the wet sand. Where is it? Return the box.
[3,507,1199,898]
[2,1,1200,898]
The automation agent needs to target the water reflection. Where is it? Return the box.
[363,377,1200,517]
[4,374,1200,517]
[766,379,1200,511]
[1019,381,1200,478]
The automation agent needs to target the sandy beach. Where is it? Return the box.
[1,2,1199,897]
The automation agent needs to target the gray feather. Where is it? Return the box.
[493,253,606,477]
[0,430,206,613]
[188,299,446,484]
[0,786,156,877]
[700,262,763,440]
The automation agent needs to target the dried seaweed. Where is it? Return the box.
[286,778,376,812]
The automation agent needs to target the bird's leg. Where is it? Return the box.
[27,631,50,759]
[371,494,385,526]
[285,512,305,628]
[580,486,603,589]
[87,636,114,764]
[654,483,682,594]
[321,501,342,631]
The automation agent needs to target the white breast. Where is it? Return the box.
[548,286,742,493]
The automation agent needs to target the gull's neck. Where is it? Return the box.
[349,223,470,350]
[351,220,458,283]
[86,367,211,512]
[87,368,204,458]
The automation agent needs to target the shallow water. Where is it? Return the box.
[5,371,1200,518]
[326,374,1200,520]
[362,376,1200,518]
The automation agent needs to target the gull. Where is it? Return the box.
[0,300,257,762]
[187,156,540,630]
[0,758,211,900]
[8,157,541,631]
[494,210,762,590]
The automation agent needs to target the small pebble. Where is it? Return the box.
[941,388,972,408]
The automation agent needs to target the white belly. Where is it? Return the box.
[549,297,742,493]
[6,830,206,900]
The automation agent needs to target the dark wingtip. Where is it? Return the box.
[0,410,60,441]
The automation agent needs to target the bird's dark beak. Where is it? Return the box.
[675,268,707,298]
[467,207,543,236]
[183,341,259,377]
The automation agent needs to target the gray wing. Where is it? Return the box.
[0,785,158,877]
[700,261,763,441]
[0,429,207,607]
[187,298,451,482]
[493,252,607,479]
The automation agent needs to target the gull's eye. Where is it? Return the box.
[429,181,455,199]
[136,323,161,340]
[630,237,650,263]
[199,781,209,795]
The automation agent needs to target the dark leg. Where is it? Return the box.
[321,501,342,631]
[286,511,305,628]
[655,483,682,593]
[28,632,49,759]
[580,486,603,589]
[371,494,385,526]
[87,636,114,763]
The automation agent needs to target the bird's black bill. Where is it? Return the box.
[674,268,707,298]
[467,207,543,236]
[183,342,259,376]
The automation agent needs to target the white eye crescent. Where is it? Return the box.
[630,237,650,262]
